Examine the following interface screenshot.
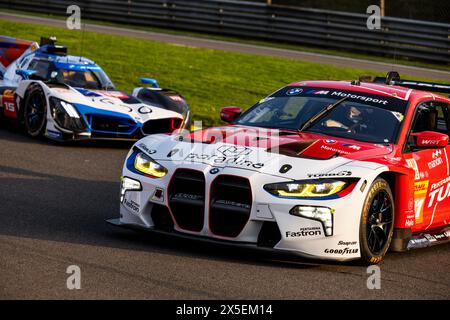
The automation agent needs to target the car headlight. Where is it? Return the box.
[134,152,168,178]
[49,97,86,131]
[120,176,141,203]
[264,179,350,198]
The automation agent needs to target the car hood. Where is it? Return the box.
[135,126,393,179]
[48,86,183,122]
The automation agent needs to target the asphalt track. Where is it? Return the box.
[0,11,450,82]
[0,12,450,300]
[1,125,450,299]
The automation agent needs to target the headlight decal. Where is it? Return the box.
[290,206,334,236]
[126,149,168,179]
[264,179,358,200]
[120,176,142,203]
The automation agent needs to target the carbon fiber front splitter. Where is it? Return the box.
[105,218,335,264]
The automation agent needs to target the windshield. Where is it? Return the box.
[54,69,114,90]
[27,58,115,90]
[235,87,408,144]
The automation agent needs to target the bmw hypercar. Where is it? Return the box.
[0,36,190,141]
[108,72,450,264]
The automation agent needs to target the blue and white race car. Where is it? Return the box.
[0,36,190,141]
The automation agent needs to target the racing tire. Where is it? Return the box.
[23,84,47,137]
[359,178,395,265]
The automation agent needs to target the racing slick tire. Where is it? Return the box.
[23,84,47,137]
[359,178,395,265]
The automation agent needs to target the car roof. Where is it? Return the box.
[289,80,450,103]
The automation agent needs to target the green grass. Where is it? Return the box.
[2,8,449,72]
[0,19,443,126]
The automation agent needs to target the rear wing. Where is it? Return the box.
[360,71,450,95]
[0,36,38,74]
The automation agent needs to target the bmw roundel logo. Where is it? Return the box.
[210,168,220,175]
[286,88,303,96]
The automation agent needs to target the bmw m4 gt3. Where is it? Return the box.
[0,36,190,141]
[108,72,450,264]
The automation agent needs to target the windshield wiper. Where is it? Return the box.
[298,96,349,133]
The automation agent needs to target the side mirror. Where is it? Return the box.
[411,131,449,149]
[220,107,242,123]
[16,69,36,80]
[140,77,159,88]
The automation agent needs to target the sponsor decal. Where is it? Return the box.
[215,199,251,210]
[324,248,359,255]
[407,229,450,249]
[421,139,440,146]
[124,199,140,213]
[405,218,415,228]
[428,176,450,208]
[340,144,362,151]
[337,241,357,246]
[329,91,389,105]
[217,145,252,157]
[138,106,152,114]
[259,97,275,104]
[428,157,444,170]
[187,153,264,169]
[138,143,157,155]
[405,208,415,227]
[408,198,414,211]
[307,171,352,178]
[406,158,420,180]
[173,193,203,201]
[286,88,303,96]
[432,150,443,159]
[47,130,63,139]
[259,96,275,104]
[325,140,337,144]
[391,111,405,122]
[414,180,429,224]
[310,90,330,95]
[407,237,430,249]
[285,227,322,238]
[320,145,351,155]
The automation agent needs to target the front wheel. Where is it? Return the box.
[359,178,395,265]
[23,85,47,137]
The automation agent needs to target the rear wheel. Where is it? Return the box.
[359,178,395,265]
[23,85,47,137]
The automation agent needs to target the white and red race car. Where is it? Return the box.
[108,72,450,264]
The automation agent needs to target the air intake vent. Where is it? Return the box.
[210,176,252,237]
[168,170,205,232]
[142,118,182,135]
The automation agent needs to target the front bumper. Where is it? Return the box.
[113,164,368,262]
[106,218,335,263]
